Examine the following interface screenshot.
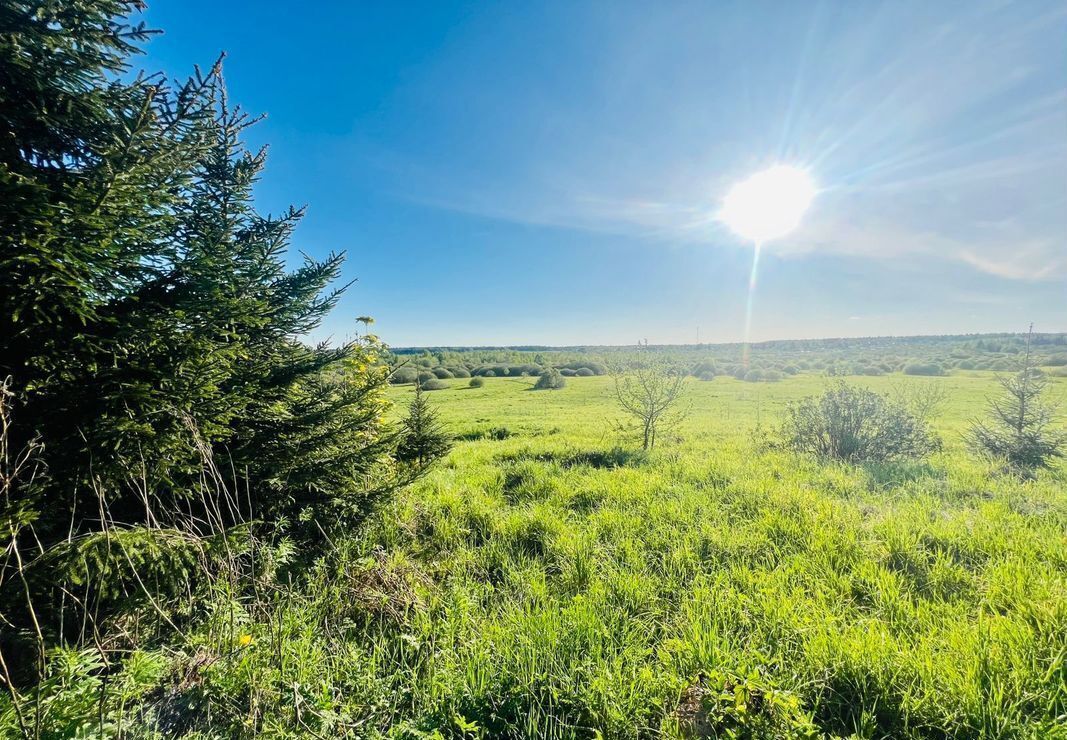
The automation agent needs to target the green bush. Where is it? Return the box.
[559,368,577,377]
[534,368,566,390]
[560,361,608,376]
[390,367,419,384]
[419,379,449,391]
[431,367,454,379]
[783,383,940,463]
[511,363,543,377]
[469,377,485,388]
[450,367,471,378]
[575,368,595,377]
[417,371,436,384]
[904,362,944,376]
[691,360,717,379]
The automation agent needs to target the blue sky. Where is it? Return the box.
[139,1,1067,347]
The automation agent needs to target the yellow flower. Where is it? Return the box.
[237,633,253,647]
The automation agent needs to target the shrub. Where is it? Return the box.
[431,368,454,379]
[1047,354,1067,367]
[904,362,944,376]
[469,377,485,388]
[482,370,496,378]
[559,368,577,377]
[783,383,940,463]
[575,368,594,377]
[419,379,448,391]
[450,367,471,378]
[560,361,608,376]
[390,367,419,385]
[417,371,435,384]
[511,363,543,377]
[743,369,764,382]
[691,361,717,379]
[534,368,566,390]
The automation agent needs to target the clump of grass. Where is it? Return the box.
[457,425,513,441]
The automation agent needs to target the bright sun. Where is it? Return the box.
[720,165,816,243]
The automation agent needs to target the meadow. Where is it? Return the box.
[6,361,1067,738]
[4,8,1065,737]
[261,371,1062,738]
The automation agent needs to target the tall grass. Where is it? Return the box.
[5,374,1065,737]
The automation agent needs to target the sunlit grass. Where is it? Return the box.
[17,373,1064,737]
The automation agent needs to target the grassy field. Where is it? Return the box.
[23,372,1065,738]
[304,373,1065,738]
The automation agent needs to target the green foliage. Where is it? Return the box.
[432,367,454,379]
[1,4,395,549]
[0,4,404,710]
[575,367,595,377]
[784,383,940,463]
[396,385,452,468]
[534,368,566,390]
[469,376,485,388]
[419,378,449,391]
[904,362,945,376]
[968,352,1066,475]
[390,366,420,384]
[613,357,688,450]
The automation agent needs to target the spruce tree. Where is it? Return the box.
[0,3,395,545]
[396,384,452,469]
[968,328,1066,476]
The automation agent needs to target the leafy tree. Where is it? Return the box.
[613,357,688,450]
[783,383,940,463]
[396,384,452,469]
[968,331,1066,475]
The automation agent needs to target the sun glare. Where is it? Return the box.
[720,165,816,243]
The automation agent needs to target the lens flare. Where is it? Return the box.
[720,165,816,243]
[720,165,816,365]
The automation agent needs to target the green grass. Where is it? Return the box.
[15,373,1067,738]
